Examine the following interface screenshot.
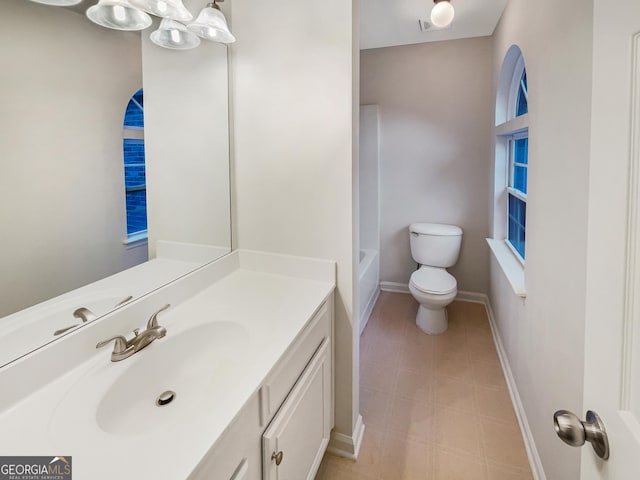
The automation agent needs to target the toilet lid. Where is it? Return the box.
[410,267,457,295]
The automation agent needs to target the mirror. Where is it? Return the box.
[0,0,231,367]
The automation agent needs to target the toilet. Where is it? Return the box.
[408,222,463,335]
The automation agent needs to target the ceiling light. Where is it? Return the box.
[151,19,201,49]
[430,0,455,28]
[28,0,82,5]
[187,1,236,44]
[86,0,152,31]
[129,0,193,22]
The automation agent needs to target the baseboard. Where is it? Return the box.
[379,281,410,294]
[483,296,547,480]
[359,288,380,336]
[455,290,487,304]
[327,414,365,460]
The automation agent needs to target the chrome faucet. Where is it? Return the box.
[96,304,170,362]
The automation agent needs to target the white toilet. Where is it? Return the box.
[408,222,463,335]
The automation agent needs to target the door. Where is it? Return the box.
[580,0,640,477]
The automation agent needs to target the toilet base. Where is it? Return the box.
[416,305,448,335]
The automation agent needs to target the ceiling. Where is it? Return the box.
[360,0,508,50]
[63,0,507,50]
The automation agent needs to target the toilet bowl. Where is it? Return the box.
[408,222,462,335]
[409,266,457,335]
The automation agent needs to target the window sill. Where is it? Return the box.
[123,232,148,249]
[486,238,526,297]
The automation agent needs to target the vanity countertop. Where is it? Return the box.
[0,251,335,480]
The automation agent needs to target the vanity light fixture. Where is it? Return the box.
[187,0,236,44]
[430,0,455,28]
[28,0,82,5]
[29,0,236,46]
[151,18,201,49]
[129,0,193,22]
[86,0,153,31]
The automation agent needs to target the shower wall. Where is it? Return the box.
[359,105,380,251]
[359,105,380,333]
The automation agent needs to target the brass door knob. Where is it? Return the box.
[271,451,283,466]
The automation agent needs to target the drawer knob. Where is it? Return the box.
[271,451,284,466]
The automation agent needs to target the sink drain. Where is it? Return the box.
[156,390,176,407]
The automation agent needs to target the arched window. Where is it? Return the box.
[516,70,528,117]
[495,46,529,262]
[123,89,147,242]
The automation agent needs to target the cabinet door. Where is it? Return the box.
[262,338,331,480]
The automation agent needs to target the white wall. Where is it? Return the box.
[360,38,493,294]
[359,106,380,252]
[488,1,593,478]
[230,0,361,453]
[0,0,146,317]
[142,0,231,259]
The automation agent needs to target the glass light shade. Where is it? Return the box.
[187,5,236,44]
[129,0,193,22]
[151,19,201,50]
[86,0,152,31]
[29,0,82,5]
[430,1,455,27]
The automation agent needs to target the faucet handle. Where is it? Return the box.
[96,335,129,353]
[73,307,96,323]
[147,304,171,329]
[53,324,81,336]
[113,295,134,308]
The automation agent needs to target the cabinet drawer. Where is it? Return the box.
[262,338,331,480]
[260,300,330,425]
[187,395,261,480]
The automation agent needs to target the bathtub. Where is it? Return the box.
[359,249,380,335]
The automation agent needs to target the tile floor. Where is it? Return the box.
[315,292,533,480]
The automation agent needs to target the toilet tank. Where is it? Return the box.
[409,223,463,267]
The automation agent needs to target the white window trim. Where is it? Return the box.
[122,230,148,248]
[492,48,529,295]
[508,130,529,194]
[123,127,144,138]
[507,187,527,202]
[495,115,528,135]
[505,234,525,266]
[505,130,528,265]
[487,239,526,297]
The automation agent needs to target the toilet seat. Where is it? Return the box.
[410,266,457,295]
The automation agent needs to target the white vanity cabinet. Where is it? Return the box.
[188,295,333,480]
[262,338,331,480]
[0,250,337,480]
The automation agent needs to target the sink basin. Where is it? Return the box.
[50,321,248,438]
